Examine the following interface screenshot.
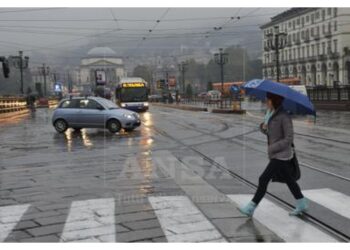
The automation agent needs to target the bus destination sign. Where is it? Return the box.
[122,82,145,88]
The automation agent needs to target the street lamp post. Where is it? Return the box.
[214,48,228,108]
[265,26,287,82]
[13,51,29,95]
[38,64,50,96]
[178,62,188,96]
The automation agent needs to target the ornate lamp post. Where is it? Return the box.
[265,26,287,82]
[214,48,228,108]
[38,64,50,96]
[12,51,29,94]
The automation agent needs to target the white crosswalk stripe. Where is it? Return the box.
[227,194,339,242]
[149,196,226,242]
[60,198,115,242]
[303,188,350,220]
[2,190,349,242]
[0,204,30,241]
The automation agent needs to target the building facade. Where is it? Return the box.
[261,8,350,86]
[79,47,126,92]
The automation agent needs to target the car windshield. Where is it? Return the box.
[98,99,119,109]
[120,87,148,102]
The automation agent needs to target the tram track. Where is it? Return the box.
[143,117,350,242]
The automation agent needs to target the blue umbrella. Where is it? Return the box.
[243,79,316,116]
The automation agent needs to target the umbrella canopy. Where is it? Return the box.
[243,79,316,116]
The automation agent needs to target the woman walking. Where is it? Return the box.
[239,92,308,217]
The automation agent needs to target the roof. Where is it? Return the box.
[260,8,318,29]
[86,47,117,58]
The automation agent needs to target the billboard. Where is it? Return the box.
[168,76,176,87]
[95,70,106,85]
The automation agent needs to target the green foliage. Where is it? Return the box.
[186,84,193,97]
[132,65,153,84]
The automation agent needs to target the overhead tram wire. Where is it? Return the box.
[0,8,66,14]
[135,8,170,49]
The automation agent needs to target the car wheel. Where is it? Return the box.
[107,119,121,133]
[54,119,68,133]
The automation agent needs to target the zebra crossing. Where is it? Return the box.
[0,188,349,242]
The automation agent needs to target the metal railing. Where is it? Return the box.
[306,86,350,101]
[180,97,243,110]
[0,97,27,114]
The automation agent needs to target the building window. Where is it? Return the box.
[311,45,315,56]
[327,40,332,53]
[301,30,305,39]
[311,27,314,36]
[298,47,301,58]
[322,42,326,54]
[293,48,296,59]
[293,33,296,41]
[334,40,338,53]
[288,22,291,28]
[322,24,325,34]
[322,9,326,20]
[301,17,305,27]
[307,46,310,57]
[311,14,315,24]
[334,8,337,17]
[297,18,300,25]
[316,26,320,35]
[334,21,337,31]
[316,43,320,55]
[302,47,305,58]
[316,11,320,19]
[293,20,296,30]
[327,8,332,16]
[306,15,309,22]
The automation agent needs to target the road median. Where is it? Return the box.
[151,103,246,114]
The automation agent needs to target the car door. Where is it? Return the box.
[58,99,80,126]
[76,99,106,128]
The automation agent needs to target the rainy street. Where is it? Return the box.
[1,105,350,242]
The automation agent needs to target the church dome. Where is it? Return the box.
[87,47,117,57]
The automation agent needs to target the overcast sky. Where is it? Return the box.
[0,8,287,66]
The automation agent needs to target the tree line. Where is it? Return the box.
[133,45,262,96]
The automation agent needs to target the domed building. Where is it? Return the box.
[79,47,126,93]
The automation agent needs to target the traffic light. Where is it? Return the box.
[2,59,10,78]
[0,57,10,78]
[156,79,166,89]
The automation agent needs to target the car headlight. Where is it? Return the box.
[123,114,134,119]
[121,103,126,107]
[143,102,149,106]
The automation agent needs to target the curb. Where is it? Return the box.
[152,103,208,112]
[0,109,29,120]
[151,103,246,114]
[211,109,247,114]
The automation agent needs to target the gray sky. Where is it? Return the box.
[0,8,287,66]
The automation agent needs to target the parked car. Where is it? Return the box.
[198,92,207,99]
[148,94,162,102]
[205,90,222,104]
[52,96,141,133]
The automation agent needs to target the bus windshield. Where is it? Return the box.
[120,87,148,102]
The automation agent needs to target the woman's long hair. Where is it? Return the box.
[267,93,284,109]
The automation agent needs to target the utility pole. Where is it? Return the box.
[178,62,188,95]
[265,26,287,82]
[13,51,29,95]
[214,48,228,108]
[38,64,50,96]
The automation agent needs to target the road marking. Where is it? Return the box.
[227,194,338,242]
[0,204,30,242]
[60,198,115,242]
[149,196,226,242]
[304,188,350,219]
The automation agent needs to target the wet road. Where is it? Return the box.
[0,106,349,242]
